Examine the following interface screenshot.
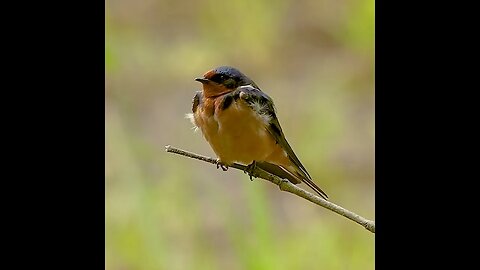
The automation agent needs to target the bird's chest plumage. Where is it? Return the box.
[194,95,277,165]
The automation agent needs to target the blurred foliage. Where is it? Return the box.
[106,0,374,269]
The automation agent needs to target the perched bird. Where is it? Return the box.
[187,66,328,199]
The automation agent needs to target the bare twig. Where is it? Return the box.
[165,145,375,233]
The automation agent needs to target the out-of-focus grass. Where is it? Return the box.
[106,0,374,269]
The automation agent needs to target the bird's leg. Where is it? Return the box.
[215,158,229,171]
[244,160,258,181]
[278,179,290,191]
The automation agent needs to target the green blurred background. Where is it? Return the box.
[106,0,374,269]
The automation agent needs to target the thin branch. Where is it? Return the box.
[165,145,375,233]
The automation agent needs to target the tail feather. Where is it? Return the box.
[256,162,328,200]
[301,176,328,200]
[256,162,300,184]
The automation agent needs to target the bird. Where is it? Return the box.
[186,66,328,200]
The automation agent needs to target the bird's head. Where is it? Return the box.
[195,66,258,98]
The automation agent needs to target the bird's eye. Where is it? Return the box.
[211,73,229,84]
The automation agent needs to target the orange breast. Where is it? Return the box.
[194,96,279,165]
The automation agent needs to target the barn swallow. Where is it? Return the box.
[187,66,328,200]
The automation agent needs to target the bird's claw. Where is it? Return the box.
[244,161,257,181]
[215,159,229,171]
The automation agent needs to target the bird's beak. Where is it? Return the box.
[195,78,211,84]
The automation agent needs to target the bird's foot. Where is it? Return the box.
[215,159,229,171]
[278,179,289,191]
[244,161,258,181]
